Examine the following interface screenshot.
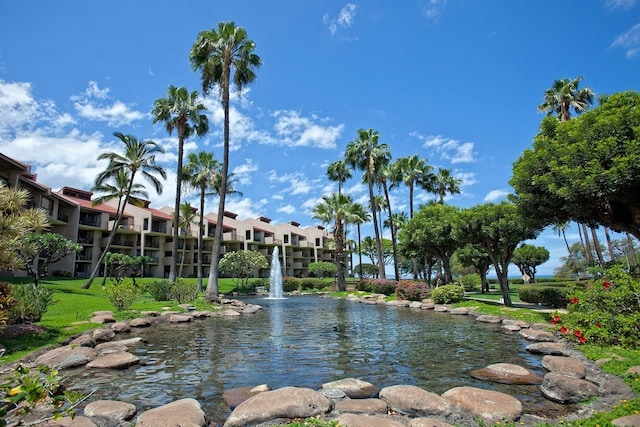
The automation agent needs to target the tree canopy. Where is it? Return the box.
[511,243,550,283]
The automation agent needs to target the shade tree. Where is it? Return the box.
[511,243,550,283]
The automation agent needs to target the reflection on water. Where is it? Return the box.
[67,296,561,424]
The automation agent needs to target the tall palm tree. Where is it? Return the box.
[152,85,209,284]
[392,155,433,218]
[537,76,595,122]
[91,169,149,213]
[375,163,400,280]
[83,133,166,289]
[433,167,462,204]
[190,21,261,301]
[346,201,370,279]
[182,151,219,292]
[326,160,352,196]
[312,193,353,291]
[178,202,197,278]
[345,128,390,279]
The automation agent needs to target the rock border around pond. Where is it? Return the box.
[19,293,640,427]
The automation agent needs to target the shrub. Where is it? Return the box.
[518,286,570,308]
[299,278,321,291]
[365,279,397,295]
[170,279,198,303]
[396,280,430,301]
[0,282,16,329]
[458,274,481,291]
[9,284,54,323]
[103,279,140,311]
[282,277,299,292]
[430,284,465,304]
[145,279,173,301]
[52,270,73,278]
[355,280,372,292]
[551,265,640,347]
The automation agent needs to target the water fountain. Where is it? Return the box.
[267,246,285,299]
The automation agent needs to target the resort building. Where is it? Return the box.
[0,153,340,280]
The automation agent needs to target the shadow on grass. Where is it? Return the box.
[0,326,64,358]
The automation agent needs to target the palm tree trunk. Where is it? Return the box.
[590,226,605,265]
[179,235,187,278]
[579,223,595,265]
[604,226,615,262]
[382,182,400,280]
[196,187,205,292]
[169,133,185,283]
[626,233,638,268]
[367,175,385,280]
[357,224,363,279]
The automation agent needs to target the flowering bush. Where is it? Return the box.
[430,284,465,304]
[552,265,640,347]
[355,279,397,295]
[395,280,430,301]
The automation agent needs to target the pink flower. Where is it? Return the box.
[603,281,611,289]
[560,326,568,334]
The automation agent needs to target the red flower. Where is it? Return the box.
[570,297,579,305]
[560,326,568,334]
[579,336,587,344]
[574,330,583,338]
[551,319,557,325]
[603,280,611,289]
[596,323,602,328]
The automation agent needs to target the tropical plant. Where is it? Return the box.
[346,202,370,279]
[103,278,141,311]
[218,250,268,292]
[308,261,337,278]
[84,132,166,289]
[432,167,461,204]
[152,85,209,284]
[91,169,149,211]
[178,202,197,278]
[19,233,81,286]
[511,243,550,283]
[8,284,54,323]
[455,243,492,293]
[537,76,595,122]
[326,160,352,196]
[430,284,465,304]
[392,155,433,218]
[190,21,261,301]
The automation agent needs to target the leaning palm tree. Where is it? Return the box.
[92,169,149,213]
[178,202,197,278]
[152,85,209,284]
[345,128,390,279]
[312,193,353,291]
[537,76,595,122]
[433,167,462,204]
[326,160,352,196]
[190,21,261,301]
[84,133,166,289]
[346,201,370,279]
[182,151,219,292]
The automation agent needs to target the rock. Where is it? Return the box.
[409,301,423,309]
[409,419,456,427]
[322,378,379,398]
[612,413,640,426]
[68,334,95,348]
[160,310,181,317]
[525,342,569,355]
[140,311,160,317]
[540,372,599,403]
[178,303,196,311]
[92,328,116,342]
[449,307,468,315]
[441,386,522,423]
[433,305,449,312]
[625,366,640,375]
[475,315,501,324]
[470,363,543,385]
[94,341,127,355]
[191,311,213,318]
[223,385,269,408]
[86,351,139,369]
[519,329,555,342]
[168,314,192,323]
[113,337,144,347]
[501,324,521,332]
[35,346,97,369]
[333,413,406,427]
[40,415,98,426]
[542,356,586,378]
[379,385,451,417]
[243,305,261,314]
[224,386,332,426]
[130,318,152,327]
[83,399,137,421]
[91,310,114,317]
[334,398,388,414]
[387,300,410,307]
[223,309,241,317]
[90,314,115,324]
[136,398,206,426]
[111,322,130,333]
[502,319,530,328]
[420,301,435,310]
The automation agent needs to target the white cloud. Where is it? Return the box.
[605,0,637,9]
[233,159,258,185]
[422,0,447,21]
[410,132,477,163]
[483,189,510,202]
[225,197,268,220]
[272,110,343,149]
[323,3,357,35]
[611,23,640,58]
[277,204,296,215]
[72,81,145,126]
[0,80,51,135]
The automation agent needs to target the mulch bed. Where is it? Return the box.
[0,323,48,339]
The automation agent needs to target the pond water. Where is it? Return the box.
[67,296,569,425]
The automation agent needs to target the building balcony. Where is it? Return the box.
[79,217,102,228]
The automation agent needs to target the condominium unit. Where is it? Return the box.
[0,153,340,280]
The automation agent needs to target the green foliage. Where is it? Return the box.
[552,265,640,347]
[356,279,396,295]
[430,284,465,304]
[283,420,339,427]
[511,243,550,282]
[145,279,173,301]
[395,280,430,301]
[458,273,481,291]
[170,278,198,303]
[0,282,15,329]
[299,278,323,291]
[8,284,54,323]
[282,277,299,292]
[103,279,141,311]
[354,263,378,279]
[20,233,82,286]
[219,250,268,291]
[308,261,337,278]
[518,286,570,308]
[0,364,82,424]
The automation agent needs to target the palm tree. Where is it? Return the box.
[190,21,261,301]
[375,163,400,280]
[152,86,209,284]
[178,202,197,278]
[326,160,352,196]
[312,193,353,291]
[91,169,149,213]
[393,155,433,218]
[346,202,370,279]
[345,128,390,279]
[84,133,166,289]
[433,167,461,204]
[537,76,595,122]
[182,151,219,292]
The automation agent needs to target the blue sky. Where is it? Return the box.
[1,1,638,276]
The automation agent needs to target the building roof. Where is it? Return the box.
[147,208,173,220]
[59,193,127,217]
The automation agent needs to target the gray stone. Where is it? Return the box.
[110,322,130,333]
[502,319,530,328]
[542,356,586,378]
[136,398,205,426]
[470,363,543,385]
[35,346,97,370]
[90,314,115,324]
[40,415,98,426]
[433,305,449,312]
[519,328,555,342]
[191,311,213,318]
[83,399,137,421]
[223,385,270,408]
[612,413,640,426]
[92,328,116,342]
[450,307,469,315]
[223,309,241,317]
[409,301,423,309]
[94,341,127,355]
[525,341,569,355]
[130,318,152,327]
[86,351,139,370]
[625,366,640,375]
[140,311,160,317]
[420,301,435,310]
[441,386,522,423]
[68,334,95,348]
[387,300,410,307]
[91,310,114,317]
[168,314,192,323]
[334,398,388,414]
[322,378,379,398]
[224,386,332,426]
[475,315,501,324]
[333,413,406,427]
[379,385,451,417]
[501,324,521,332]
[540,372,599,403]
[409,419,456,427]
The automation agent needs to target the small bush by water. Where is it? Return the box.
[431,284,465,304]
[518,285,570,308]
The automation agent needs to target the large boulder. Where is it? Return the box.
[333,413,406,427]
[130,318,152,328]
[519,329,555,342]
[409,419,456,427]
[379,385,451,417]
[86,351,139,370]
[525,342,569,355]
[540,372,599,403]
[224,386,332,427]
[612,413,640,427]
[83,400,137,421]
[542,356,586,378]
[441,386,522,423]
[334,398,388,414]
[223,385,270,408]
[322,378,379,398]
[92,328,116,342]
[35,346,97,370]
[136,398,206,426]
[475,315,501,324]
[470,363,543,385]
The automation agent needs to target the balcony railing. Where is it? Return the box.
[151,224,167,233]
[77,237,94,244]
[79,217,101,227]
[57,212,69,223]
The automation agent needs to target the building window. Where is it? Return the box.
[143,218,149,230]
[284,234,289,244]
[245,230,251,240]
[315,238,320,247]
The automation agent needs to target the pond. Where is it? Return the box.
[67,295,569,425]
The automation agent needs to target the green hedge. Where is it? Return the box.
[431,284,465,304]
[518,286,570,308]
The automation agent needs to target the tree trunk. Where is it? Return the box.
[357,224,363,279]
[382,181,400,280]
[604,226,615,262]
[579,223,595,265]
[367,175,385,280]
[169,131,186,284]
[626,233,638,268]
[196,187,205,292]
[590,226,605,265]
[179,234,187,278]
[335,217,346,292]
